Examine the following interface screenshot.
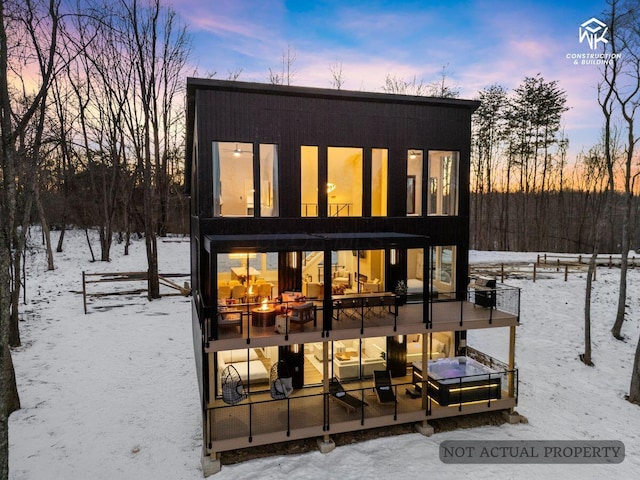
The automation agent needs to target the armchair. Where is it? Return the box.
[217,306,243,333]
[288,302,316,331]
[332,269,351,287]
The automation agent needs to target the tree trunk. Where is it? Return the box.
[9,248,21,348]
[55,224,66,253]
[0,343,21,480]
[611,186,632,340]
[146,234,160,299]
[1,240,21,480]
[581,252,596,366]
[84,228,96,262]
[36,187,54,270]
[629,335,640,405]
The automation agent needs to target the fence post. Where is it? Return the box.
[564,264,568,282]
[501,264,505,283]
[533,263,537,282]
[556,258,560,271]
[82,271,87,314]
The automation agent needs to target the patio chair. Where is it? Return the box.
[221,365,248,405]
[329,377,368,413]
[270,360,294,399]
[217,307,243,333]
[373,369,396,404]
[288,302,316,331]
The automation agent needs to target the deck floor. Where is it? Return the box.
[213,299,517,346]
[209,369,515,448]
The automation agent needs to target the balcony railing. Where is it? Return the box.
[205,359,518,452]
[200,284,520,347]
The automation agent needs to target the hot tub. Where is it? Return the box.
[413,357,502,406]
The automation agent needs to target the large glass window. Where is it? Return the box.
[302,250,325,298]
[260,144,279,217]
[301,146,318,217]
[330,249,386,295]
[407,150,423,216]
[328,147,362,217]
[212,142,254,216]
[431,245,456,296]
[371,149,388,216]
[212,141,280,217]
[428,151,459,216]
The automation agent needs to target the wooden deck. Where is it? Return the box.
[208,298,518,352]
[206,371,517,452]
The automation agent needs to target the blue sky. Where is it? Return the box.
[173,0,611,159]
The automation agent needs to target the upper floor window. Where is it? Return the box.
[428,151,459,216]
[260,144,279,217]
[212,141,279,217]
[328,147,362,217]
[407,150,423,216]
[301,146,318,217]
[371,149,388,217]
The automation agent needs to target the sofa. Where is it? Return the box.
[313,341,346,361]
[333,355,385,380]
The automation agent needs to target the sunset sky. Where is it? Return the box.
[172,0,612,160]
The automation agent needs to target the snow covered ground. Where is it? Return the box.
[8,230,640,479]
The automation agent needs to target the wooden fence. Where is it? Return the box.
[471,253,638,283]
[82,271,190,314]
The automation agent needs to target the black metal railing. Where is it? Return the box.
[204,284,521,345]
[205,364,518,449]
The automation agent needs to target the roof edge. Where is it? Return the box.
[186,77,480,109]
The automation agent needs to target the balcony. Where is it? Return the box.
[205,351,518,453]
[198,284,520,352]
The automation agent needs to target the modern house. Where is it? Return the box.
[185,78,521,476]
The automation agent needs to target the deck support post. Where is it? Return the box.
[317,436,336,453]
[201,452,221,477]
[502,410,526,424]
[415,420,434,436]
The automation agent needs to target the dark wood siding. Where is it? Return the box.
[187,79,478,301]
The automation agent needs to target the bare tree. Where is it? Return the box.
[580,141,612,366]
[329,60,344,90]
[605,0,640,341]
[121,0,191,298]
[226,67,242,81]
[0,0,63,477]
[269,45,297,85]
[471,84,508,249]
[382,74,426,95]
[429,63,459,98]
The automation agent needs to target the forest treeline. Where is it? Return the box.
[470,191,639,253]
[2,0,640,478]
